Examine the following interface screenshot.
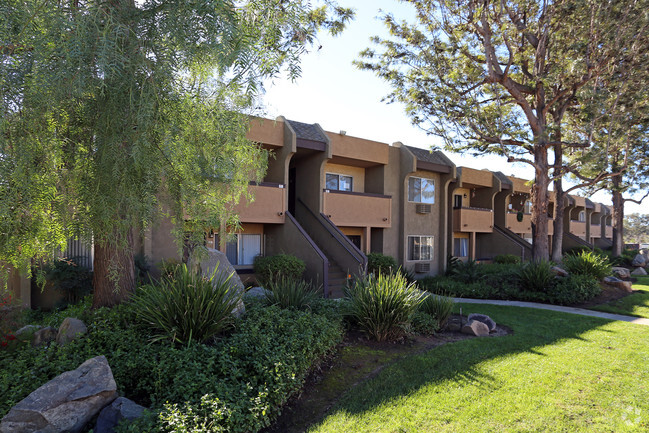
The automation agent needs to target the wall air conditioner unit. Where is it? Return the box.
[416,204,432,214]
[414,262,431,273]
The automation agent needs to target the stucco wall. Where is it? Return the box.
[323,163,365,193]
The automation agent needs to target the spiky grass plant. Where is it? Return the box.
[419,293,455,328]
[263,275,321,310]
[131,264,242,345]
[517,260,556,293]
[344,272,425,341]
[562,250,612,280]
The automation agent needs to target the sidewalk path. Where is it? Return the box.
[454,298,649,326]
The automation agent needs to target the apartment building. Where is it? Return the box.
[8,116,615,305]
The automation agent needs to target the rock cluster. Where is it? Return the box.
[14,317,87,348]
[460,313,497,337]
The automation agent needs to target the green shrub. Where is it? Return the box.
[410,311,439,335]
[253,254,305,285]
[131,264,242,344]
[419,294,455,327]
[547,275,602,305]
[562,250,612,280]
[1,300,344,433]
[344,272,425,341]
[449,260,485,283]
[517,261,556,293]
[445,254,462,276]
[39,258,93,306]
[158,258,183,279]
[367,252,399,276]
[263,276,320,310]
[494,254,521,264]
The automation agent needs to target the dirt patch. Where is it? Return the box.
[576,283,636,309]
[262,316,512,433]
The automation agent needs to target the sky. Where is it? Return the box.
[260,0,648,214]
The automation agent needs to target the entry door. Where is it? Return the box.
[454,194,463,208]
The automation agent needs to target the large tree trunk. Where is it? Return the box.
[531,146,550,262]
[92,229,135,308]
[552,181,565,262]
[611,175,625,257]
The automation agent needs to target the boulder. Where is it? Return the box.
[632,254,647,268]
[631,267,648,276]
[244,286,271,299]
[0,356,118,433]
[461,320,490,337]
[15,325,41,337]
[551,266,569,277]
[191,248,246,317]
[56,318,87,345]
[32,326,57,347]
[468,313,497,332]
[603,276,633,293]
[611,267,631,279]
[94,397,146,433]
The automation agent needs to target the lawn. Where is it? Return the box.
[590,276,649,318]
[308,304,649,432]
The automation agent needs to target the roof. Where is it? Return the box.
[493,171,513,189]
[285,119,328,143]
[405,146,450,166]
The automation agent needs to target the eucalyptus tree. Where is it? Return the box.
[356,0,647,261]
[0,0,352,307]
[625,214,649,245]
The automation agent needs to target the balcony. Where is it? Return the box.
[506,212,532,234]
[323,190,391,228]
[605,225,613,238]
[570,220,587,238]
[453,207,493,233]
[590,224,601,239]
[234,183,286,224]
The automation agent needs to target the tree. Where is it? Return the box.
[625,214,649,245]
[356,0,648,261]
[0,0,353,307]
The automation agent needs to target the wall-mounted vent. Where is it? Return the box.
[416,204,432,214]
[414,262,431,273]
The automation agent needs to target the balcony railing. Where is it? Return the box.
[234,183,286,224]
[569,220,587,238]
[590,224,602,238]
[506,212,532,234]
[453,207,493,233]
[323,189,391,228]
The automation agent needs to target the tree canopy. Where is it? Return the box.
[0,0,353,306]
[357,0,649,261]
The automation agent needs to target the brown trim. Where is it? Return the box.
[456,206,493,212]
[416,160,452,174]
[296,138,326,151]
[248,181,285,188]
[322,189,391,199]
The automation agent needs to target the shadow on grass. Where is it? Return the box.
[308,303,631,428]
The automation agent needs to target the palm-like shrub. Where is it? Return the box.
[517,260,555,293]
[420,294,455,328]
[562,250,612,280]
[450,259,485,283]
[343,272,425,341]
[263,275,321,310]
[131,264,242,345]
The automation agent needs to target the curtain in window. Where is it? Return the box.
[454,238,468,257]
[409,236,434,261]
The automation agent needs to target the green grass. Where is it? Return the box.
[590,276,649,318]
[309,304,649,432]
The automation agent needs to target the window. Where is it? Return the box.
[326,173,353,191]
[453,194,463,209]
[225,234,261,265]
[523,200,532,214]
[408,177,435,204]
[454,238,468,257]
[408,236,434,261]
[578,211,586,222]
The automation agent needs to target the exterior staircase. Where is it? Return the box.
[327,262,349,298]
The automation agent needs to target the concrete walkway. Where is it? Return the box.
[454,298,649,326]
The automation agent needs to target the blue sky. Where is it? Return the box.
[260,1,647,214]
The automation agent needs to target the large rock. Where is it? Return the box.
[191,248,246,317]
[461,320,490,337]
[603,276,633,293]
[631,267,648,276]
[32,326,57,347]
[551,266,569,277]
[56,318,87,345]
[611,267,631,279]
[15,325,41,337]
[632,254,647,267]
[467,313,497,332]
[0,356,118,433]
[94,397,146,433]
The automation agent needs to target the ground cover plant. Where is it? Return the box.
[309,304,649,432]
[254,254,306,285]
[0,295,344,432]
[590,276,649,318]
